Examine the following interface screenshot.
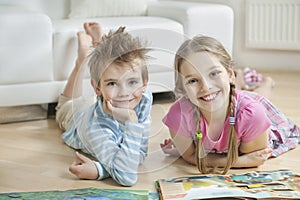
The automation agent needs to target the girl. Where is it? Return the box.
[160,35,300,174]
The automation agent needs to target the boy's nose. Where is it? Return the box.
[117,85,130,96]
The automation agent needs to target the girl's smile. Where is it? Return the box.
[199,91,220,102]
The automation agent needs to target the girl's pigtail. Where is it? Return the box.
[194,108,208,174]
[223,83,238,174]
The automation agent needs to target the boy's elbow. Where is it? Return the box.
[113,172,138,187]
[120,179,137,187]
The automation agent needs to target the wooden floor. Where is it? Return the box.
[0,70,300,194]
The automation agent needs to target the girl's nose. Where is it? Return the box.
[200,78,211,92]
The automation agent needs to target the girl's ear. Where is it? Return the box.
[228,68,235,84]
[91,79,102,97]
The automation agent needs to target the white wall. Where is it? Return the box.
[166,0,300,71]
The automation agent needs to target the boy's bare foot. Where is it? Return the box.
[77,31,92,64]
[84,22,102,47]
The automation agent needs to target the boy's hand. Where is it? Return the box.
[69,151,98,180]
[104,100,138,123]
[160,138,180,156]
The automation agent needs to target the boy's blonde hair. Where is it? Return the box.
[174,35,238,174]
[88,27,151,87]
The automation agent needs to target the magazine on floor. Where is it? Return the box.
[155,169,300,200]
[0,188,159,200]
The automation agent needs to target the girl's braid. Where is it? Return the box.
[194,107,208,174]
[223,83,238,174]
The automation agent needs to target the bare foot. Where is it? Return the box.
[84,22,102,47]
[253,76,274,99]
[234,68,246,90]
[77,31,92,64]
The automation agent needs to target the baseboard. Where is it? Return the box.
[0,104,48,124]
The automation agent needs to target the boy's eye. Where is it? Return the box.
[107,82,117,86]
[128,79,138,86]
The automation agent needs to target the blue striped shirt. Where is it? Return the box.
[61,88,152,186]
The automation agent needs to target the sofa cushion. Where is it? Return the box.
[0,6,53,85]
[69,0,147,18]
[52,16,184,81]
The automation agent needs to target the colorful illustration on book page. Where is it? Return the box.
[0,188,149,200]
[156,170,300,200]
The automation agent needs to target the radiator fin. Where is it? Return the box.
[246,0,300,50]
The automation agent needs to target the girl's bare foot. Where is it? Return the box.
[234,68,246,90]
[84,22,102,47]
[77,31,92,64]
[253,76,274,99]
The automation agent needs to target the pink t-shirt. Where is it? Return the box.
[162,90,271,153]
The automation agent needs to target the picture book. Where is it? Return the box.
[155,169,300,200]
[0,188,159,200]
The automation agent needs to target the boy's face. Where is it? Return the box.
[96,59,146,110]
[180,51,234,113]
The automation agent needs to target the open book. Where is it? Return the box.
[155,169,300,200]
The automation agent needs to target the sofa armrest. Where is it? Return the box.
[0,6,53,86]
[147,1,234,54]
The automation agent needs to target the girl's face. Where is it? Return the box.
[180,51,234,113]
[95,60,146,110]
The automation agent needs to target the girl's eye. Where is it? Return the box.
[210,70,221,77]
[186,79,198,84]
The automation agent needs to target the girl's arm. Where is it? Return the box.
[169,129,197,165]
[204,130,271,168]
[206,148,272,168]
[168,129,271,168]
[239,130,269,154]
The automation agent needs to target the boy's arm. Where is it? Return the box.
[81,121,145,186]
[87,89,152,186]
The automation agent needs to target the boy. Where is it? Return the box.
[56,22,152,186]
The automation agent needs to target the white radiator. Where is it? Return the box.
[245,0,300,50]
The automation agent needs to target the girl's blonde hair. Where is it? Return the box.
[174,35,238,174]
[88,27,151,87]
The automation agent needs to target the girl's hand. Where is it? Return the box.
[69,152,98,180]
[160,138,180,156]
[104,100,138,123]
[239,148,272,167]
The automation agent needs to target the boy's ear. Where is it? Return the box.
[91,79,102,96]
[142,79,149,92]
[142,84,147,92]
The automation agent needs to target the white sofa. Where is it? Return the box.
[0,0,234,107]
